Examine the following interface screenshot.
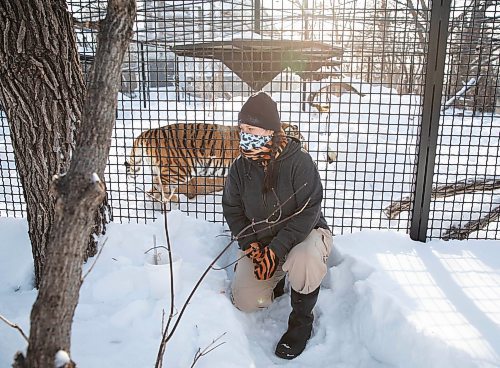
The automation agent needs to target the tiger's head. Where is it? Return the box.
[281,122,308,151]
[124,139,150,180]
[124,159,139,178]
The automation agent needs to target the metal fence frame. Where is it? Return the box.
[0,0,500,241]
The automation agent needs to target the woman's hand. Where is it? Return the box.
[246,242,263,260]
[246,243,277,280]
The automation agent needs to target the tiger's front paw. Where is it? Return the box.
[147,188,179,203]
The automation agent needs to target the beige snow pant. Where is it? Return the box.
[231,227,333,312]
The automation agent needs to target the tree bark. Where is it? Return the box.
[21,1,136,366]
[0,0,83,287]
[0,0,108,288]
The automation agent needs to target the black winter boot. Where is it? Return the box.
[272,277,286,299]
[275,286,320,360]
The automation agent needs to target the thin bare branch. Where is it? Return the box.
[144,245,170,255]
[236,183,308,240]
[147,165,312,366]
[191,332,227,368]
[0,314,29,342]
[443,76,481,110]
[211,252,249,271]
[82,238,108,281]
[154,169,176,368]
[72,17,102,30]
[213,186,312,270]
[238,196,311,240]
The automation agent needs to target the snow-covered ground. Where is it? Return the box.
[1,213,499,368]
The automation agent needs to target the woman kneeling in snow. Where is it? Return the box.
[222,92,334,360]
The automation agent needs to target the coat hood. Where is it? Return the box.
[277,137,303,161]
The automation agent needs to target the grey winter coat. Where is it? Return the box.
[222,138,329,260]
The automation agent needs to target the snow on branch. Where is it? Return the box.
[442,204,500,240]
[443,77,480,110]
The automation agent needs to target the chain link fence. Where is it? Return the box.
[0,0,498,240]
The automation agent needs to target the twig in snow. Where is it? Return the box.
[154,171,177,368]
[190,332,227,368]
[157,186,311,360]
[153,234,158,264]
[144,245,170,257]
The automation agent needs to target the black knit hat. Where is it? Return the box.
[238,92,281,132]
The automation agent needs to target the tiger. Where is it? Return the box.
[125,122,306,202]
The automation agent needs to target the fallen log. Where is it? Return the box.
[442,205,500,240]
[383,176,500,219]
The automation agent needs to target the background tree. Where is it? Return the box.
[0,0,109,288]
[445,0,499,112]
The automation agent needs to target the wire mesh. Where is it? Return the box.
[0,0,498,240]
[0,108,25,217]
[429,0,500,240]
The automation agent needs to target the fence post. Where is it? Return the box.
[410,0,452,242]
[301,0,309,112]
[254,0,261,34]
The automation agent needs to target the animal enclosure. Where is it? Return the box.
[0,0,499,241]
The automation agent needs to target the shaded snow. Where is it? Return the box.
[1,213,499,367]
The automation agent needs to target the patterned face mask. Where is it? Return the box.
[239,131,273,151]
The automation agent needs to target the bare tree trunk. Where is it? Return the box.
[22,1,136,366]
[0,0,108,288]
[446,0,498,112]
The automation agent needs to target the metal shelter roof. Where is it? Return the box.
[171,39,343,90]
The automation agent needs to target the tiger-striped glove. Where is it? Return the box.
[246,242,264,261]
[252,246,278,281]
